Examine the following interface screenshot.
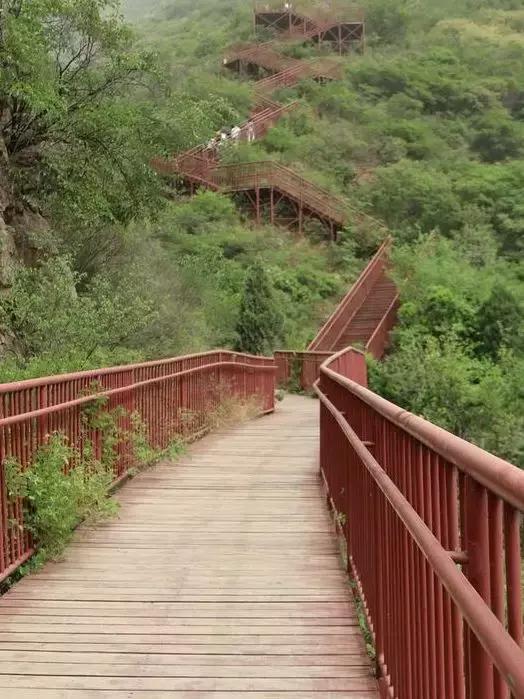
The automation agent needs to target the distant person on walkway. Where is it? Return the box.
[218,127,231,147]
[206,136,218,159]
[247,121,256,143]
[231,125,241,144]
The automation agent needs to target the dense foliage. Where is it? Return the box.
[236,262,283,355]
[0,0,522,464]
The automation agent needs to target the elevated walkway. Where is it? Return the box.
[214,160,348,234]
[223,42,301,75]
[0,396,379,698]
[152,157,349,236]
[224,41,343,91]
[253,57,343,96]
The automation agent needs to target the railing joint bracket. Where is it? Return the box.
[447,550,468,565]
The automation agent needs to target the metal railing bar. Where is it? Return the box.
[314,381,524,696]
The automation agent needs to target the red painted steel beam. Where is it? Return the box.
[321,352,524,510]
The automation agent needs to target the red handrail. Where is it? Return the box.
[212,160,348,223]
[254,0,365,23]
[316,347,524,698]
[0,350,276,581]
[254,58,343,95]
[274,350,333,390]
[224,42,301,72]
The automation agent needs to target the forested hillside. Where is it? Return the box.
[0,0,522,463]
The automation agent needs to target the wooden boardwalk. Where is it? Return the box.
[0,395,378,698]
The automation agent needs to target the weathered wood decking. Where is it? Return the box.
[0,395,378,698]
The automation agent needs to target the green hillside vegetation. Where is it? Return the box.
[1,0,522,464]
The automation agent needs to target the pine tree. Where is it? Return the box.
[236,262,282,355]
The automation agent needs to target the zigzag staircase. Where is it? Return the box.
[153,4,364,236]
[152,3,396,371]
[223,42,344,96]
[275,239,399,390]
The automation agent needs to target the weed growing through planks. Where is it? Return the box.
[329,503,376,663]
[126,411,186,478]
[349,577,376,663]
[204,393,263,431]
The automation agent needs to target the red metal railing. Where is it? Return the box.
[274,350,333,391]
[151,101,298,183]
[309,237,393,351]
[224,42,301,73]
[213,160,348,224]
[254,0,365,24]
[0,351,276,582]
[366,293,400,360]
[316,347,524,699]
[254,58,343,96]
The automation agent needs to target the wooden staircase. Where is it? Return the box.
[332,272,398,351]
[223,42,301,74]
[308,238,399,358]
[224,41,343,102]
[152,2,362,237]
[254,58,343,96]
[152,157,349,234]
[254,2,365,53]
[214,160,347,232]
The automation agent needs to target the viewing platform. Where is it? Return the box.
[254,1,365,53]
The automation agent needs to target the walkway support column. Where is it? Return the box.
[255,186,261,225]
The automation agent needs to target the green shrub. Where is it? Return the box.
[236,261,283,355]
[6,435,118,567]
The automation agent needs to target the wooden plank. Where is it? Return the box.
[0,662,373,678]
[12,691,379,699]
[0,675,378,690]
[0,651,371,666]
[0,396,378,697]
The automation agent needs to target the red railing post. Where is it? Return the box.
[463,476,494,698]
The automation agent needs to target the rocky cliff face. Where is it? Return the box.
[0,135,50,357]
[0,136,50,284]
[0,135,17,291]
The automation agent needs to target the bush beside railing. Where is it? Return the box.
[0,350,276,581]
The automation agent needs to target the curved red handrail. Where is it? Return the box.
[316,346,524,697]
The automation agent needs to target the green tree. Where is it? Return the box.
[0,0,165,232]
[471,110,524,163]
[235,262,282,355]
[0,256,154,371]
[474,283,523,360]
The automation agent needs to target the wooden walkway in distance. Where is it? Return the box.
[0,395,378,698]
